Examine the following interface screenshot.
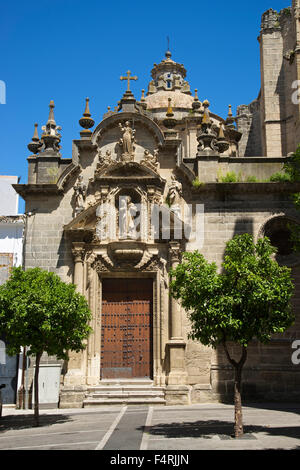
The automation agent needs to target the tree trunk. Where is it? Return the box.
[222,342,247,438]
[34,352,42,427]
[233,364,243,438]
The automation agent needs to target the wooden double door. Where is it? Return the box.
[101,278,153,379]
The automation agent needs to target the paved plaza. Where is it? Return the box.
[0,403,299,451]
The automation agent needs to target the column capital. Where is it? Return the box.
[169,241,181,264]
[72,242,85,263]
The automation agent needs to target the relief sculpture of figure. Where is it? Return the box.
[168,175,182,219]
[119,121,136,161]
[74,175,86,215]
[98,149,112,166]
[168,174,182,206]
[141,148,159,172]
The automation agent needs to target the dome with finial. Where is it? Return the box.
[145,50,194,111]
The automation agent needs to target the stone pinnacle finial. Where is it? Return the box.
[192,89,201,111]
[163,97,177,129]
[32,123,39,141]
[217,124,230,154]
[83,97,92,117]
[79,97,95,134]
[165,36,172,59]
[226,104,235,128]
[47,100,56,125]
[166,97,174,117]
[41,100,62,152]
[139,89,147,110]
[27,123,42,154]
[218,125,225,139]
[202,100,211,124]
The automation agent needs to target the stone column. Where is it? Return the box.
[72,242,85,293]
[166,242,188,401]
[62,242,87,393]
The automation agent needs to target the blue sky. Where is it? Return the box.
[0,0,290,212]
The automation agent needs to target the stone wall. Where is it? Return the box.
[236,100,262,157]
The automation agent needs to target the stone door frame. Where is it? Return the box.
[66,243,168,387]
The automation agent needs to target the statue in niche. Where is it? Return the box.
[118,121,136,162]
[119,195,138,239]
[74,175,86,215]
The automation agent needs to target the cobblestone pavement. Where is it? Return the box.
[0,403,300,451]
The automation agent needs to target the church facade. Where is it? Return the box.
[15,2,300,407]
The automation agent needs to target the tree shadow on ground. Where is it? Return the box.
[243,402,300,416]
[0,413,71,432]
[138,419,300,442]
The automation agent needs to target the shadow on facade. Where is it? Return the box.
[243,100,263,157]
[275,62,287,157]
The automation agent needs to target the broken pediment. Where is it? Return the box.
[98,161,161,179]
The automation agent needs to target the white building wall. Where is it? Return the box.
[0,176,19,216]
[0,223,24,267]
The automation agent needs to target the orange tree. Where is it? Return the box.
[0,267,92,426]
[170,234,294,438]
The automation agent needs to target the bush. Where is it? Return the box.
[220,171,239,183]
[269,172,292,182]
[192,178,204,188]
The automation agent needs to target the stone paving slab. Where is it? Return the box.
[0,403,299,451]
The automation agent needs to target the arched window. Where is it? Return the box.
[261,216,300,266]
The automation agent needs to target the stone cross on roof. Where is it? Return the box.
[120,70,138,92]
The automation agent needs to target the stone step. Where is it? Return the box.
[96,379,154,386]
[88,391,165,399]
[87,385,165,393]
[83,397,166,407]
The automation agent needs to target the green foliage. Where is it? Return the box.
[268,172,292,183]
[170,234,294,349]
[276,144,300,252]
[219,171,239,183]
[283,145,300,183]
[281,7,291,17]
[245,175,258,183]
[192,178,204,188]
[0,267,92,360]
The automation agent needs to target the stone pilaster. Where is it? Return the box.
[166,241,188,387]
[63,242,86,387]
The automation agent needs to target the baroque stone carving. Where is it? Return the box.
[98,149,113,167]
[167,175,182,219]
[74,175,87,215]
[141,149,159,172]
[168,175,182,205]
[118,121,136,162]
[91,253,114,273]
[169,241,181,264]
